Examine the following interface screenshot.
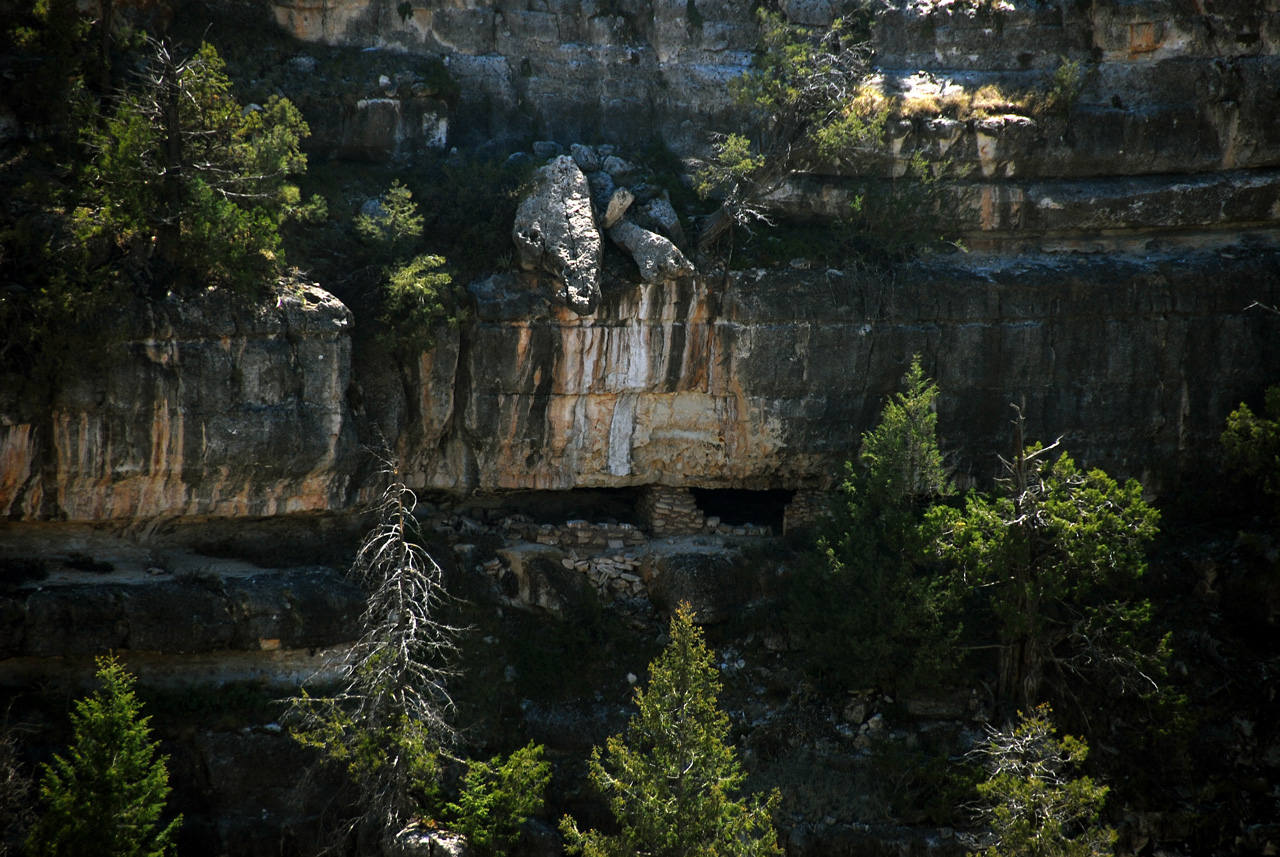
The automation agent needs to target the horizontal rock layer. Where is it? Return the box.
[2,251,1277,522]
[406,250,1280,496]
[3,251,1277,522]
[0,566,363,660]
[261,0,1280,248]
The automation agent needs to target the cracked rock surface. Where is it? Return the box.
[607,218,695,283]
[512,155,602,315]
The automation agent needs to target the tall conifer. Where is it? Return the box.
[27,657,180,857]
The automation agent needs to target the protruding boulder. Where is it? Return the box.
[603,187,635,228]
[586,169,616,216]
[633,194,688,249]
[607,218,695,283]
[532,140,563,158]
[512,155,602,315]
[570,142,600,172]
[646,548,751,624]
[496,544,586,615]
[601,154,635,179]
[391,826,471,857]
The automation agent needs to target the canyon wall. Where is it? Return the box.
[267,0,1280,249]
[0,285,359,522]
[4,250,1276,524]
[405,252,1280,496]
[2,0,1278,522]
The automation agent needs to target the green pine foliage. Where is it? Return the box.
[355,180,424,263]
[445,742,551,856]
[927,423,1162,710]
[379,255,461,354]
[788,358,962,693]
[860,358,951,503]
[970,705,1116,857]
[26,657,181,857]
[695,10,961,258]
[2,25,321,387]
[290,702,445,823]
[73,40,321,294]
[561,604,781,857]
[1222,384,1280,509]
[356,182,466,355]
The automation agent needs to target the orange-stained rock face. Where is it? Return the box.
[4,251,1279,523]
[400,254,1280,498]
[0,285,357,521]
[407,275,807,494]
[271,0,371,44]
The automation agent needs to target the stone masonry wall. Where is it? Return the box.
[638,485,706,535]
[783,490,830,535]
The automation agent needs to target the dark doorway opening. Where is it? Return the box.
[457,488,643,526]
[689,488,795,532]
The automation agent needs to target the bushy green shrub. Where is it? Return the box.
[969,705,1116,857]
[1,28,322,386]
[788,358,962,693]
[26,657,181,857]
[927,416,1162,711]
[355,180,424,263]
[72,40,321,294]
[1222,384,1280,509]
[445,743,550,855]
[696,11,962,258]
[356,182,467,354]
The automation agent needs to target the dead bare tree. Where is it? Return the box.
[0,715,34,855]
[289,462,460,849]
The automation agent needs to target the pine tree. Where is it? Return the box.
[75,39,320,293]
[288,475,460,846]
[859,356,951,504]
[560,604,781,857]
[445,742,551,856]
[1222,384,1280,513]
[788,356,961,693]
[927,408,1161,710]
[970,705,1116,857]
[27,657,181,857]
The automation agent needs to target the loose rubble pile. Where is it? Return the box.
[564,553,646,601]
[425,493,789,614]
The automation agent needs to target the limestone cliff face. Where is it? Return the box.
[2,0,1279,523]
[0,285,358,521]
[4,253,1276,522]
[266,0,1280,249]
[401,251,1280,496]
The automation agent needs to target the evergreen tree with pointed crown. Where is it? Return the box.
[27,656,181,857]
[561,604,781,857]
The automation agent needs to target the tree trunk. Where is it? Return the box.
[157,45,183,266]
[998,632,1046,712]
[696,206,735,254]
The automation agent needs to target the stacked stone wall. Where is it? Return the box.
[637,485,705,536]
[499,516,647,552]
[782,490,831,535]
